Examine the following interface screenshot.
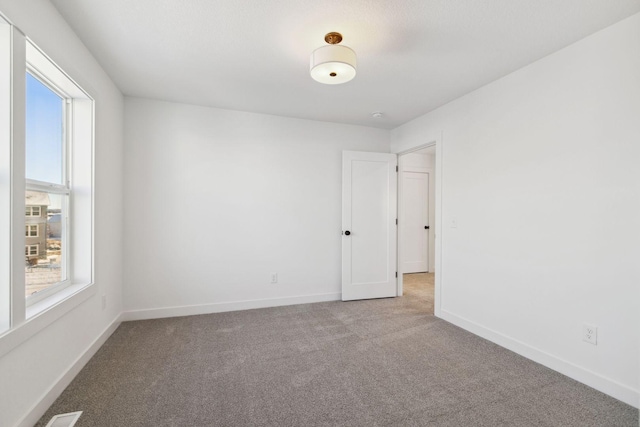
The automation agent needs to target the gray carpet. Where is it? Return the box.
[36,273,638,426]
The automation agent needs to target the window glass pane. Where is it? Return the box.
[25,73,64,184]
[25,191,67,298]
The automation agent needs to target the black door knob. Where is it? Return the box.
[344,230,351,236]
[424,226,429,229]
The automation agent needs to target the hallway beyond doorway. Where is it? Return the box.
[403,272,434,314]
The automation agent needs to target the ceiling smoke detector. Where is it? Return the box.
[371,112,384,119]
[310,32,356,84]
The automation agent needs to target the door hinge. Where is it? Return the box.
[395,272,398,278]
[395,218,398,225]
[396,165,398,172]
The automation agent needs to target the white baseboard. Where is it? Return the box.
[439,309,639,408]
[121,292,342,322]
[15,315,122,427]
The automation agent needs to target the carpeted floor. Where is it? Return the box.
[36,273,637,426]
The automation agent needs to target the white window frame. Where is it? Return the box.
[22,40,94,313]
[25,224,38,237]
[25,244,38,256]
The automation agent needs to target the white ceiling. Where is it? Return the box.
[51,0,640,129]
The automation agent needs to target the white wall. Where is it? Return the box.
[123,98,390,317]
[391,13,640,406]
[0,2,124,427]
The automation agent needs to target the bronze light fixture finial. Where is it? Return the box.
[324,32,343,45]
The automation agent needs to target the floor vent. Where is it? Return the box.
[45,411,83,427]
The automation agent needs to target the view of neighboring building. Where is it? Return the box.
[25,190,49,263]
[24,191,63,297]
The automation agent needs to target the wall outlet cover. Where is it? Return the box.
[583,324,597,345]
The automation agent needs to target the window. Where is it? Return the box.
[1,16,93,343]
[0,26,94,341]
[24,72,69,302]
[21,39,93,314]
[25,206,41,216]
[25,224,38,237]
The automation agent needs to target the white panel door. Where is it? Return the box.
[342,151,397,301]
[402,171,429,273]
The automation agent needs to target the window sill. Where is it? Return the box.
[0,282,96,359]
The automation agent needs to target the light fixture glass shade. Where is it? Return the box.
[310,45,357,84]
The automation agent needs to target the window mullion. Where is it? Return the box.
[7,25,27,330]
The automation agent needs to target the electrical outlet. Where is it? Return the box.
[583,324,597,345]
[270,273,278,284]
[101,294,107,310]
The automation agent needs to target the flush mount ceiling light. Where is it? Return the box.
[310,32,356,85]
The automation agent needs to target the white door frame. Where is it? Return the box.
[396,138,443,316]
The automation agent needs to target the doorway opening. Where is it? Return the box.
[397,141,441,315]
